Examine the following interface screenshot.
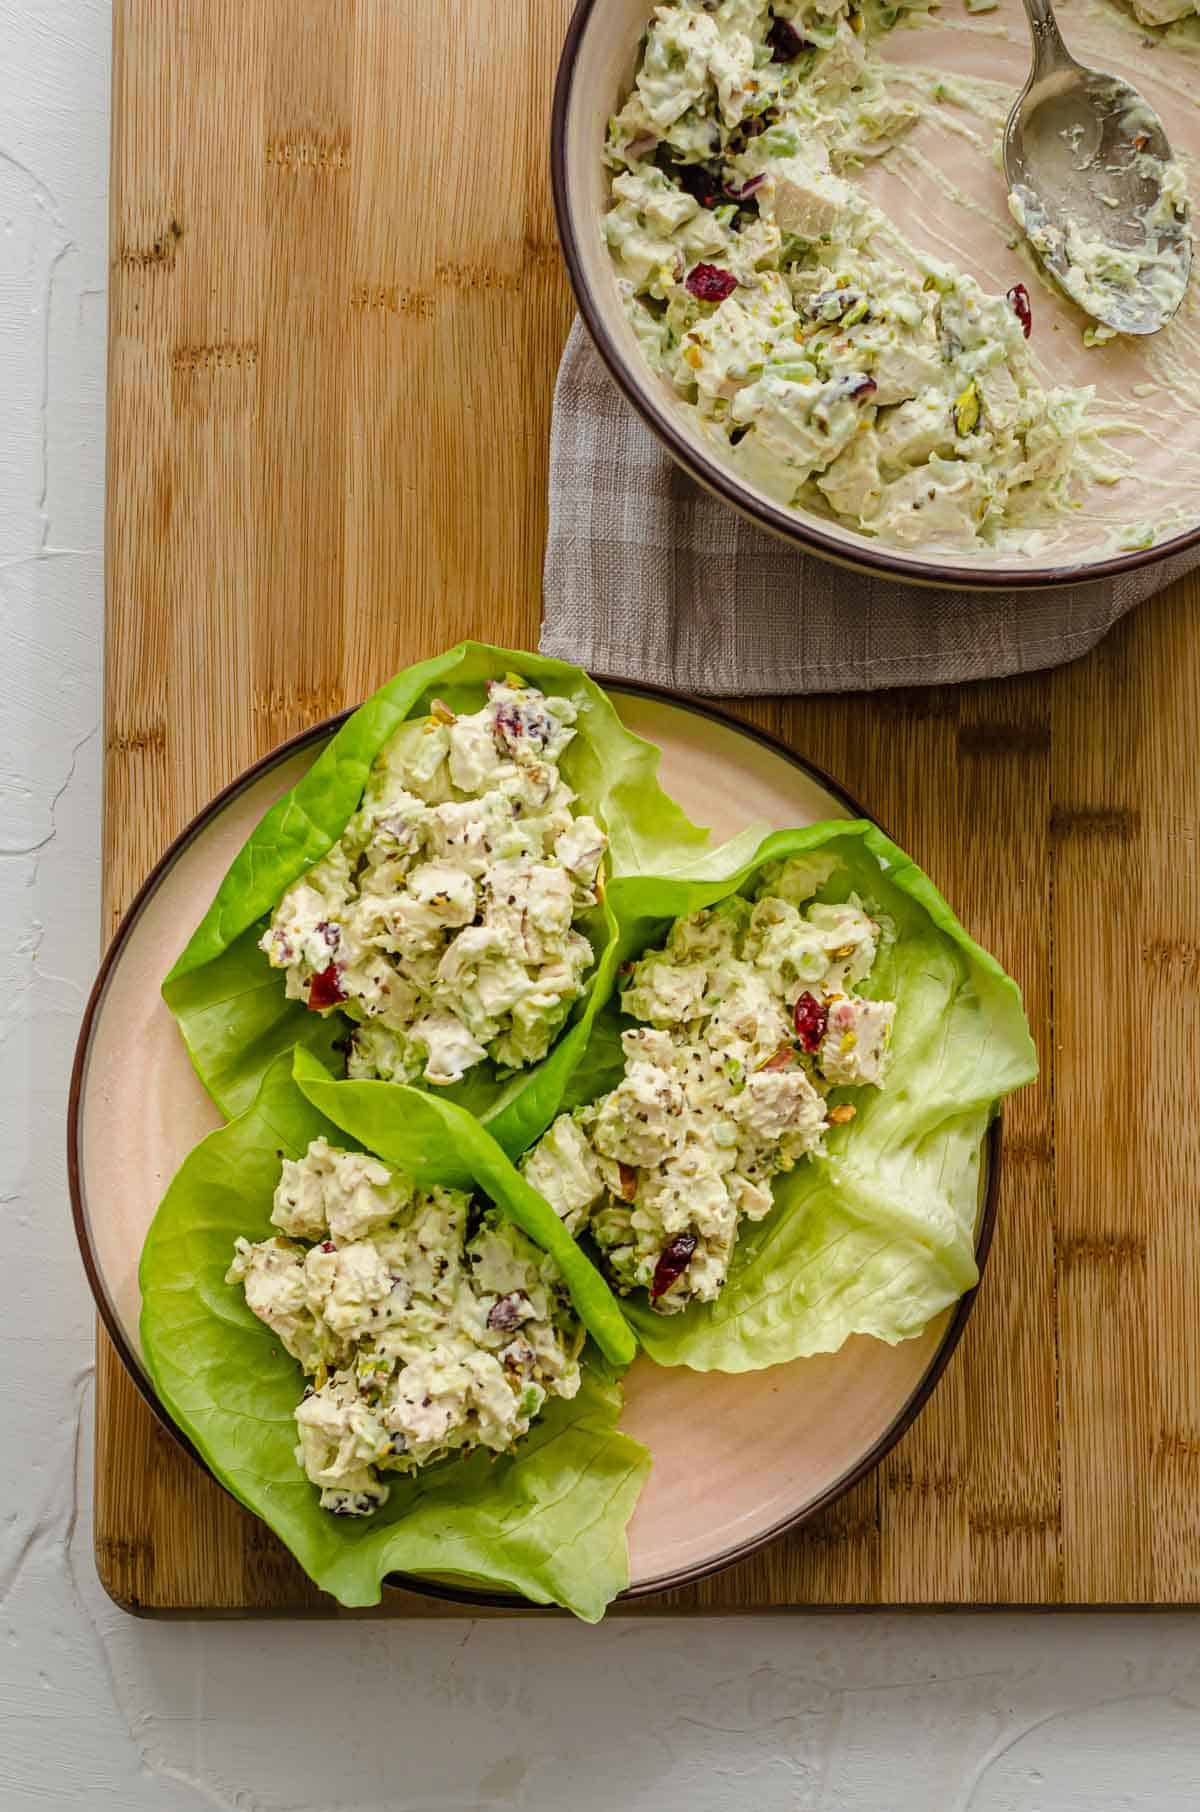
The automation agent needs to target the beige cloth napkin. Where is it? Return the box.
[541,321,1193,696]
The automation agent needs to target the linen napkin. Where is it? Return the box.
[541,322,1195,696]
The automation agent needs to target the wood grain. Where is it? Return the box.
[98,0,1200,1613]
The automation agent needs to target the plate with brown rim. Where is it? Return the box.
[69,684,997,1606]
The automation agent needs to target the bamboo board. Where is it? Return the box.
[98,0,1200,1614]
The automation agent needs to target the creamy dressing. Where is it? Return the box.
[261,680,607,1086]
[948,11,1197,548]
[1128,0,1199,25]
[523,853,896,1315]
[1008,116,1190,332]
[868,16,1200,554]
[228,1139,584,1515]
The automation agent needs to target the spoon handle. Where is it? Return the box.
[1020,0,1077,75]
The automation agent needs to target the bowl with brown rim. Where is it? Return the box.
[550,0,1200,590]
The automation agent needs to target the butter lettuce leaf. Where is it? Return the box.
[163,643,757,1123]
[291,1048,635,1367]
[597,820,1037,1371]
[139,1054,649,1619]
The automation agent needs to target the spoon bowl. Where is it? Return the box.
[1003,0,1191,334]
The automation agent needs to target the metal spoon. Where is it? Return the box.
[1002,0,1191,335]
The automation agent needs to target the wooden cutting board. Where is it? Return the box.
[98,0,1200,1614]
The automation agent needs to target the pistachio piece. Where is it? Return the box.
[954,380,980,436]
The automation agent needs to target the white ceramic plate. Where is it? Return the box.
[70,687,995,1602]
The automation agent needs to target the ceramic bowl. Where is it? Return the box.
[551,0,1200,588]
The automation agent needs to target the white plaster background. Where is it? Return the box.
[4,3,1200,1807]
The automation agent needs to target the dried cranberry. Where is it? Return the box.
[818,374,877,416]
[493,701,520,748]
[1007,282,1033,338]
[731,111,772,149]
[494,698,550,753]
[501,1338,536,1377]
[319,1240,335,1253]
[685,263,737,304]
[650,1231,698,1303]
[793,991,829,1053]
[674,160,726,210]
[317,919,341,952]
[766,15,811,61]
[487,1292,530,1333]
[726,173,765,203]
[308,963,346,1011]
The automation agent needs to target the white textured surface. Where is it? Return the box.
[4,4,1200,1808]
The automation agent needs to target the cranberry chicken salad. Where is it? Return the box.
[525,854,895,1314]
[261,679,607,1087]
[229,1138,585,1516]
[602,0,1192,551]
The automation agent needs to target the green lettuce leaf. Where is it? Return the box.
[291,1047,635,1367]
[163,643,758,1123]
[594,820,1037,1371]
[138,1053,650,1619]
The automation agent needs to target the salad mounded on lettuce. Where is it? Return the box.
[230,1136,587,1516]
[533,820,1037,1372]
[525,850,896,1314]
[139,1051,646,1620]
[162,642,754,1139]
[260,679,608,1089]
